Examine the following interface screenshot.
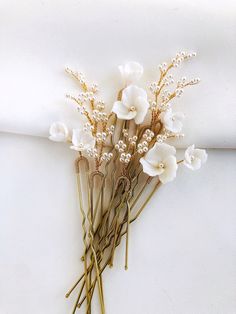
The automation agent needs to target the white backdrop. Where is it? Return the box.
[0,0,236,147]
[0,133,235,314]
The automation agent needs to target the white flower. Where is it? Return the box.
[159,109,185,133]
[112,85,149,124]
[49,122,69,142]
[140,143,178,183]
[184,145,207,170]
[119,61,143,85]
[70,128,95,151]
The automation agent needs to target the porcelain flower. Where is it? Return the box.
[112,85,149,124]
[49,121,69,142]
[184,145,207,170]
[160,109,185,133]
[70,128,95,151]
[140,143,178,183]
[119,61,143,85]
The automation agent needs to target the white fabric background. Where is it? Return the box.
[1,0,236,313]
[0,133,236,314]
[0,0,236,147]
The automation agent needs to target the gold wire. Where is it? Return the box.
[74,156,91,313]
[125,199,131,270]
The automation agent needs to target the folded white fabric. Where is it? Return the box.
[0,0,236,148]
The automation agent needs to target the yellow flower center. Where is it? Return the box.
[130,106,136,112]
[158,162,165,169]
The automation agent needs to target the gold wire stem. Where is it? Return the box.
[89,240,105,313]
[89,171,106,312]
[72,161,158,312]
[73,178,154,308]
[74,174,159,294]
[75,157,91,312]
[79,207,136,309]
[97,176,125,248]
[131,180,161,223]
[90,175,139,264]
[78,221,128,309]
[78,253,112,308]
[90,171,105,226]
[125,199,131,270]
[65,262,95,298]
[80,156,114,260]
[72,280,85,314]
[109,209,121,267]
[87,171,105,313]
[130,176,152,209]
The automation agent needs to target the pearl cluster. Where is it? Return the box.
[83,122,94,132]
[66,94,89,115]
[156,131,185,143]
[159,102,171,112]
[137,129,154,154]
[92,109,108,122]
[96,132,107,143]
[150,100,157,111]
[115,140,127,153]
[174,133,185,139]
[189,78,200,85]
[175,88,184,98]
[90,83,99,93]
[95,100,105,111]
[65,68,85,85]
[161,89,172,102]
[122,129,129,138]
[77,104,86,114]
[149,82,161,94]
[158,62,168,73]
[120,153,132,164]
[122,130,138,146]
[137,142,148,154]
[106,125,115,135]
[163,74,174,87]
[171,51,197,68]
[177,77,200,88]
[128,135,138,146]
[87,148,98,158]
[143,129,154,141]
[101,152,113,162]
[78,91,95,103]
[66,68,99,94]
[156,134,168,143]
[76,72,85,85]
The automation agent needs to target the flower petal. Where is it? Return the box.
[119,62,143,84]
[194,149,208,163]
[112,101,136,120]
[49,121,69,142]
[71,128,95,151]
[122,85,147,104]
[184,145,195,163]
[160,109,185,133]
[153,143,176,160]
[140,158,163,176]
[184,157,201,170]
[170,120,183,133]
[144,143,162,165]
[134,97,149,124]
[143,143,176,168]
[159,155,178,183]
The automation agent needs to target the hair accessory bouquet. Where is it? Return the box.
[49,51,207,313]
